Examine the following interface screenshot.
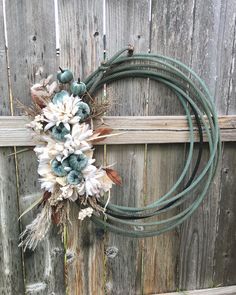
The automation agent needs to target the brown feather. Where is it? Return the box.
[91,127,113,143]
[104,168,122,186]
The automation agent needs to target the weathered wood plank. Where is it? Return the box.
[0,0,25,293]
[0,115,235,146]
[5,0,66,293]
[143,0,200,292]
[213,0,236,287]
[105,0,150,294]
[177,0,223,290]
[1,114,236,130]
[213,143,236,286]
[58,0,105,294]
[157,285,236,295]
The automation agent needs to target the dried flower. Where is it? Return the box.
[76,102,90,120]
[67,170,83,185]
[51,123,70,141]
[78,207,94,220]
[68,153,88,172]
[43,95,81,131]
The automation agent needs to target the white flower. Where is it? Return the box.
[43,95,81,131]
[78,207,94,220]
[98,174,114,196]
[76,164,112,198]
[63,123,93,152]
[27,114,45,131]
[58,185,78,201]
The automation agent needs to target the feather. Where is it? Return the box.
[90,127,113,143]
[104,168,122,185]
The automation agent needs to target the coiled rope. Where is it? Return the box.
[84,46,221,238]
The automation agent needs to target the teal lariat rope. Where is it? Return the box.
[84,46,221,238]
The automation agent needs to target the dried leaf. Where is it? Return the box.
[38,191,51,208]
[104,168,122,186]
[31,91,46,109]
[51,208,61,225]
[90,127,113,143]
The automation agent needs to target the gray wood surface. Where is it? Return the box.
[1,115,236,146]
[105,1,150,294]
[0,0,235,294]
[58,0,105,294]
[4,0,65,294]
[213,0,236,287]
[143,0,192,292]
[175,0,222,290]
[158,285,236,294]
[0,0,25,294]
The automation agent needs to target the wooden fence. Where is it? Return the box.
[0,0,236,294]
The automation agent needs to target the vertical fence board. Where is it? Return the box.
[58,1,104,294]
[155,1,223,289]
[213,0,236,286]
[105,0,149,294]
[143,0,196,292]
[0,2,25,293]
[177,1,235,289]
[5,0,66,293]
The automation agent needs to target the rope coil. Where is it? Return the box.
[84,46,221,238]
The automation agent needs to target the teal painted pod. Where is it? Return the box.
[68,153,88,171]
[52,90,69,104]
[67,170,83,185]
[70,81,87,96]
[51,123,70,141]
[76,102,90,120]
[57,67,73,83]
[51,159,68,177]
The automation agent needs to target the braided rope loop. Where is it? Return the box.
[84,46,221,238]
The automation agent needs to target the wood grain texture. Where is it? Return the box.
[170,0,223,290]
[142,0,198,292]
[0,115,236,146]
[213,0,236,287]
[105,0,149,294]
[5,0,66,293]
[0,1,25,293]
[157,285,236,295]
[213,143,236,286]
[58,0,105,294]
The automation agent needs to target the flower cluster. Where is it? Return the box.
[30,76,114,209]
[21,68,121,250]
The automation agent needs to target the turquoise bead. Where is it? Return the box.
[76,102,90,121]
[57,68,73,83]
[68,153,88,171]
[67,170,83,185]
[70,81,86,96]
[52,90,69,104]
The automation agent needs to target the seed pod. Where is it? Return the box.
[71,79,87,96]
[52,90,69,104]
[57,67,73,83]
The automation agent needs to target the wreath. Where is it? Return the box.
[19,46,221,250]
